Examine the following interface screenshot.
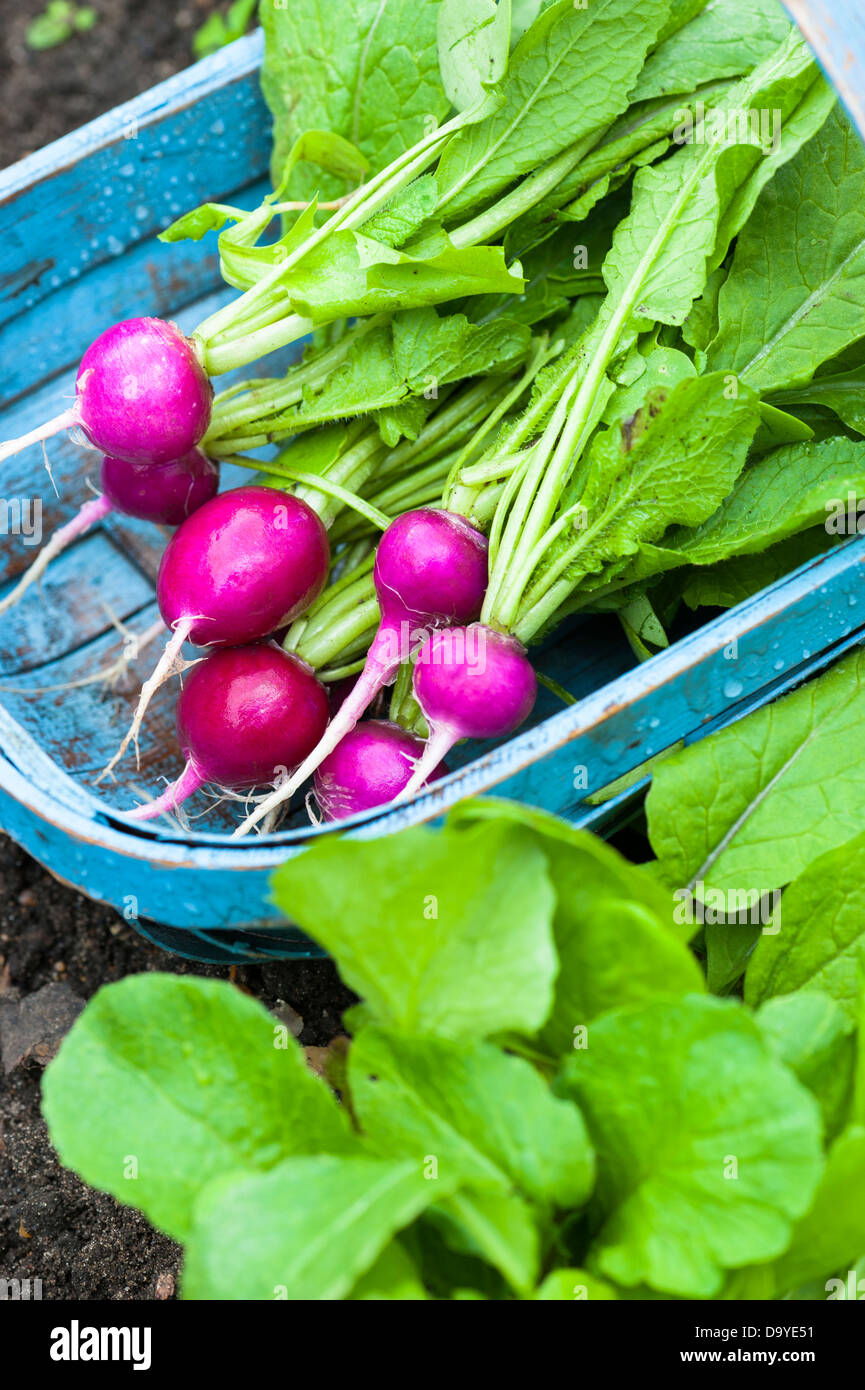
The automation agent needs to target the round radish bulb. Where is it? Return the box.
[99,486,330,780]
[313,719,446,821]
[232,507,488,837]
[100,448,218,524]
[157,485,329,646]
[128,644,329,822]
[0,318,212,467]
[399,625,537,800]
[0,449,219,621]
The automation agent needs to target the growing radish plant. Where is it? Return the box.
[41,669,865,1298]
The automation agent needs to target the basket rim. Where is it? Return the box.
[2,533,864,865]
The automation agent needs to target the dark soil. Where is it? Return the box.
[0,0,224,165]
[0,0,355,1302]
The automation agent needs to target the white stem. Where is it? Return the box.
[231,628,401,838]
[397,725,458,802]
[96,618,193,782]
[0,407,80,464]
[0,494,111,616]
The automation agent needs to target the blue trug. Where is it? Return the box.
[1,16,864,963]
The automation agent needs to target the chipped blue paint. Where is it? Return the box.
[1,18,864,962]
[782,2,865,139]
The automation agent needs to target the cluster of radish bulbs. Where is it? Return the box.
[0,317,537,832]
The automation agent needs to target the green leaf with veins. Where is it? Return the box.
[429,1188,540,1293]
[445,799,701,1048]
[682,264,726,353]
[601,344,696,426]
[631,0,790,103]
[271,820,558,1041]
[435,0,672,222]
[769,1126,865,1295]
[437,0,511,114]
[272,227,525,325]
[542,373,761,590]
[746,832,865,1024]
[601,35,830,338]
[257,309,530,436]
[770,340,865,437]
[260,0,449,199]
[556,995,824,1297]
[706,105,865,393]
[361,176,439,248]
[41,975,356,1242]
[678,529,834,611]
[611,437,865,588]
[183,1156,456,1300]
[646,646,865,898]
[756,992,856,1142]
[349,1025,594,1208]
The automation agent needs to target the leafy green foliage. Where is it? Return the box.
[272,819,558,1040]
[44,729,865,1301]
[631,0,790,103]
[255,308,530,439]
[436,0,510,114]
[25,0,96,50]
[260,0,449,198]
[183,1156,452,1299]
[647,647,865,898]
[436,0,671,221]
[707,106,865,392]
[349,1025,594,1207]
[557,995,824,1297]
[746,832,865,1022]
[613,437,865,590]
[42,975,356,1241]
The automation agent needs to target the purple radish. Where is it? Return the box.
[0,318,212,467]
[313,719,446,821]
[399,625,537,799]
[100,485,330,778]
[0,449,219,619]
[127,643,329,822]
[100,449,218,523]
[232,507,488,836]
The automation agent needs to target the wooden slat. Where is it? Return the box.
[0,34,270,402]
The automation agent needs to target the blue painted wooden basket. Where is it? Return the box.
[1,6,864,964]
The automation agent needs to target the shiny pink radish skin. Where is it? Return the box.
[157,485,330,647]
[373,508,489,631]
[399,625,537,800]
[100,449,219,525]
[415,626,537,739]
[313,719,446,821]
[99,486,330,782]
[76,318,213,464]
[128,644,330,821]
[232,508,489,837]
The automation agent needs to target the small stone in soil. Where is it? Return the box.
[0,982,85,1073]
